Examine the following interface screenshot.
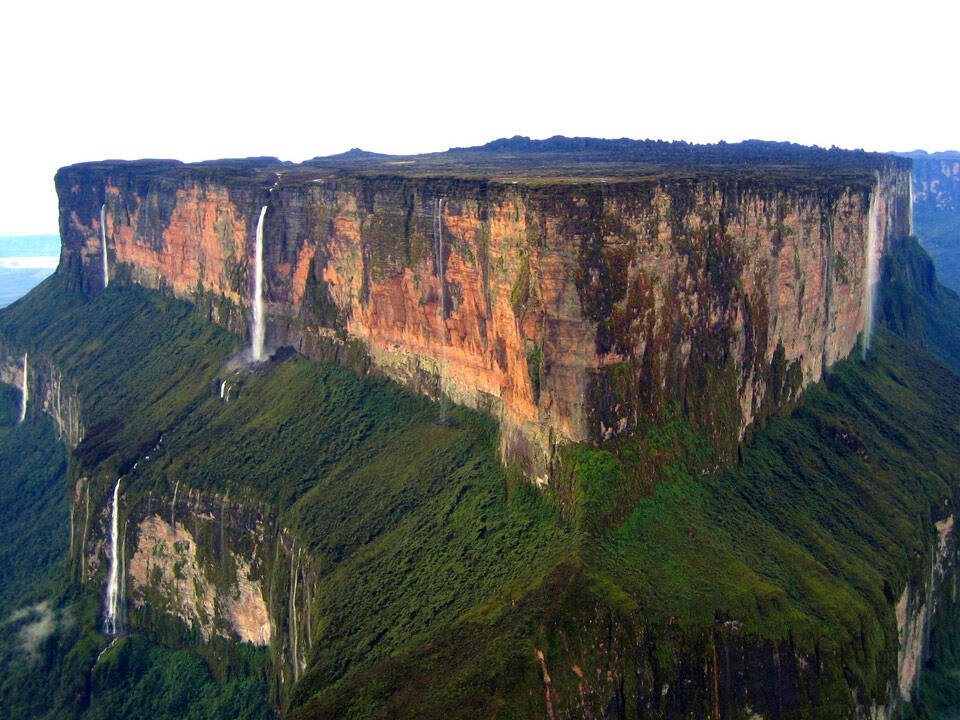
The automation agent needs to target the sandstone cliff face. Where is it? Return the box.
[0,342,84,446]
[55,157,911,478]
[69,470,318,704]
[893,515,956,706]
[127,513,271,646]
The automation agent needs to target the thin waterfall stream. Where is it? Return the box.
[100,204,109,288]
[908,171,915,236]
[251,205,268,361]
[862,179,880,360]
[18,353,28,423]
[103,479,121,635]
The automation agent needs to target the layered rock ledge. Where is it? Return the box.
[54,139,912,478]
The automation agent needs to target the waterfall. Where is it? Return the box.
[908,172,915,236]
[119,519,127,622]
[55,374,63,439]
[219,495,228,573]
[434,198,447,423]
[18,353,28,423]
[219,380,226,400]
[100,204,109,289]
[251,205,268,361]
[81,484,90,582]
[103,479,121,635]
[862,184,880,360]
[289,545,300,681]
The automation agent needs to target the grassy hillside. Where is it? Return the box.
[2,227,960,718]
[877,235,960,720]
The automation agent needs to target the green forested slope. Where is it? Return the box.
[0,276,572,718]
[290,324,960,719]
[1,229,960,718]
[0,384,68,612]
[0,374,274,720]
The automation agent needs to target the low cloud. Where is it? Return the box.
[6,602,56,659]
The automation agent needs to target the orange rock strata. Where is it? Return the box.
[56,162,911,479]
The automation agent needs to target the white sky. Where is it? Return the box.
[1,0,957,234]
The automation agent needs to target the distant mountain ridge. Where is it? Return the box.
[896,149,960,160]
[895,149,960,293]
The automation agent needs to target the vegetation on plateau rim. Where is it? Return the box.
[62,136,903,190]
[1,229,960,717]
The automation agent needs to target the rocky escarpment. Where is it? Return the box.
[0,300,313,705]
[0,342,83,446]
[4,224,960,719]
[66,457,960,719]
[531,537,960,720]
[903,151,960,293]
[55,143,912,480]
[72,471,318,706]
[892,515,957,709]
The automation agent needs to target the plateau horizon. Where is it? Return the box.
[5,139,957,236]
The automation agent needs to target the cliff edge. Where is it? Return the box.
[54,139,912,479]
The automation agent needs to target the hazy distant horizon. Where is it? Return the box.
[0,234,60,308]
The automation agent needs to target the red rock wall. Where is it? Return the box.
[55,164,911,479]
